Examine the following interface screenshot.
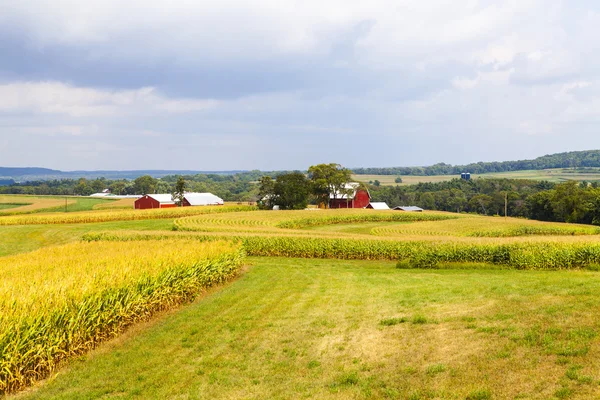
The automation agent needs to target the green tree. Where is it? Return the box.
[257,176,276,210]
[373,180,381,187]
[307,163,352,208]
[273,172,310,210]
[172,176,187,206]
[468,194,493,215]
[134,175,158,195]
[73,178,90,196]
[395,177,403,184]
[110,181,127,195]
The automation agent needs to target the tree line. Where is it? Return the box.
[369,178,600,225]
[352,149,600,176]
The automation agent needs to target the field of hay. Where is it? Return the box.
[3,198,600,398]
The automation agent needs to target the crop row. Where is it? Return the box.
[0,240,244,394]
[0,204,257,226]
[276,213,458,229]
[370,226,456,237]
[82,231,600,270]
[174,214,274,231]
[469,225,600,237]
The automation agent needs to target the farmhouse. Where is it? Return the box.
[393,206,424,212]
[329,183,371,209]
[182,193,224,206]
[134,194,177,209]
[366,202,390,210]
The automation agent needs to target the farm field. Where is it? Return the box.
[353,168,600,186]
[4,202,600,397]
[17,258,600,399]
[0,195,119,215]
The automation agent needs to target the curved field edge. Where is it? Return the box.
[0,240,245,395]
[16,258,600,400]
[172,210,458,232]
[0,205,257,226]
[83,231,600,270]
[274,213,458,229]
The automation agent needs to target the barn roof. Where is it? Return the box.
[146,194,175,204]
[330,182,368,199]
[366,202,390,210]
[184,192,224,206]
[393,206,424,212]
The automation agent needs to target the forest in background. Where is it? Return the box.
[352,149,600,176]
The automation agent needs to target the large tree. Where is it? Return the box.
[133,175,158,195]
[257,176,276,210]
[274,172,310,210]
[307,163,352,208]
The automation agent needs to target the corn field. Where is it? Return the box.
[5,206,600,394]
[82,230,600,270]
[0,240,244,394]
[0,204,256,226]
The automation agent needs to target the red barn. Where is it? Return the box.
[329,183,371,209]
[134,194,177,209]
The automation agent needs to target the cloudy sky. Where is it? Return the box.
[1,0,600,171]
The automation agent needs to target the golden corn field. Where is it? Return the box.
[0,240,244,394]
[4,203,600,394]
[0,204,256,226]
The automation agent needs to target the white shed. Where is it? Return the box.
[365,202,390,210]
[183,193,224,206]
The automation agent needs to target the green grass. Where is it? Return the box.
[39,197,118,213]
[0,219,174,257]
[0,203,29,210]
[18,257,600,399]
[61,198,117,212]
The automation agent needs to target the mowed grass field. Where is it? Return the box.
[353,168,600,186]
[4,203,600,398]
[17,258,600,399]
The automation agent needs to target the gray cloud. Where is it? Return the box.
[2,0,600,170]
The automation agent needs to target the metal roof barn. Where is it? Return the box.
[393,206,424,212]
[365,202,390,210]
[183,193,224,206]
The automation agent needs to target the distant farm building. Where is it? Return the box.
[135,194,177,209]
[182,193,224,206]
[393,206,424,212]
[135,192,224,210]
[460,172,471,180]
[366,202,390,210]
[329,183,371,209]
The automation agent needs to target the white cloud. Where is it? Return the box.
[0,0,572,68]
[0,82,219,117]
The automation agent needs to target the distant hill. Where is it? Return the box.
[3,149,600,182]
[0,168,247,182]
[352,150,600,176]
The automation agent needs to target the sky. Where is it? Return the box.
[1,0,600,171]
